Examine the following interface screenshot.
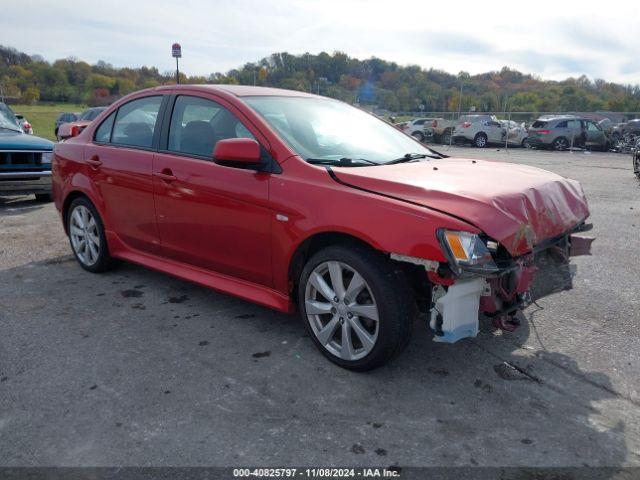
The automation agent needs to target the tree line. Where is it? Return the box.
[2,45,639,113]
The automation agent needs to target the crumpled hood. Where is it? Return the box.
[331,158,590,256]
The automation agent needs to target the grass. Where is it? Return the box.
[12,103,87,141]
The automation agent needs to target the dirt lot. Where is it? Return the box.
[1,147,639,467]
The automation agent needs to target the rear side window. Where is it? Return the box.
[111,96,162,148]
[555,121,568,128]
[531,121,548,128]
[94,112,116,143]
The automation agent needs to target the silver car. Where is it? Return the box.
[527,116,609,151]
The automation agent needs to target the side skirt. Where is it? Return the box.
[106,232,295,314]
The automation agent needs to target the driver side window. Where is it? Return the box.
[167,95,255,158]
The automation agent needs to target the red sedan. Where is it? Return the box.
[52,85,593,370]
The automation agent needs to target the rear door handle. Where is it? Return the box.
[86,156,102,167]
[154,170,177,182]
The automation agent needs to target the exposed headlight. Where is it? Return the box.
[41,151,53,165]
[438,229,499,275]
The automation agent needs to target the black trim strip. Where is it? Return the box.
[325,166,480,230]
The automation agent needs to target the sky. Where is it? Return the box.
[3,0,640,85]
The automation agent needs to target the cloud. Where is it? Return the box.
[2,0,639,85]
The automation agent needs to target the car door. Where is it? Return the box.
[484,120,503,143]
[566,120,582,146]
[85,95,166,254]
[152,93,273,286]
[585,121,605,149]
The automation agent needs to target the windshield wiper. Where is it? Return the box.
[307,157,378,167]
[384,153,433,165]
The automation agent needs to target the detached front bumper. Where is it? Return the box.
[429,228,595,343]
[0,170,52,196]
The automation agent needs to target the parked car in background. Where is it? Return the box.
[55,112,79,137]
[14,114,33,134]
[401,118,433,141]
[57,107,107,140]
[0,104,54,201]
[610,119,640,142]
[423,117,455,144]
[527,116,609,151]
[500,120,528,147]
[53,84,592,370]
[452,114,503,147]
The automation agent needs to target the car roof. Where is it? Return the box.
[143,84,319,98]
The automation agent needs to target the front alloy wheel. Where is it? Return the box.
[305,261,379,361]
[298,244,413,371]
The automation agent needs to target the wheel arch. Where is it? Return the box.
[61,190,92,235]
[287,231,380,301]
[474,131,488,140]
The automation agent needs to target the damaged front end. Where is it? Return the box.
[427,224,595,343]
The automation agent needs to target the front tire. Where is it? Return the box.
[67,197,116,273]
[298,244,413,371]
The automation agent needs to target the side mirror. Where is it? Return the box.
[213,138,261,165]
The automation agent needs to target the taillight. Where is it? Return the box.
[23,122,31,130]
[432,120,438,127]
[462,122,471,128]
[70,125,86,137]
[538,129,551,135]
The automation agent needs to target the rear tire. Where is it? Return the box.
[474,132,488,148]
[441,129,452,145]
[67,196,116,273]
[35,193,52,202]
[412,131,425,142]
[552,137,569,151]
[298,244,413,371]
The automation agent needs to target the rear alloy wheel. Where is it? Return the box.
[441,130,452,145]
[412,131,425,142]
[552,137,569,151]
[67,197,116,273]
[299,245,412,371]
[474,133,488,148]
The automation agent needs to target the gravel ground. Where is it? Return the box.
[0,147,639,468]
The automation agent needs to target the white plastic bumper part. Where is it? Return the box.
[430,278,486,343]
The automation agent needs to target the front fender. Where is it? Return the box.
[269,160,479,294]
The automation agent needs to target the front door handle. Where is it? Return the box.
[86,156,102,168]
[154,169,177,182]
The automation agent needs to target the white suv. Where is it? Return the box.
[452,114,504,147]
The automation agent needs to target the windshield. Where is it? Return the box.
[243,96,437,165]
[79,108,105,121]
[0,105,21,132]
